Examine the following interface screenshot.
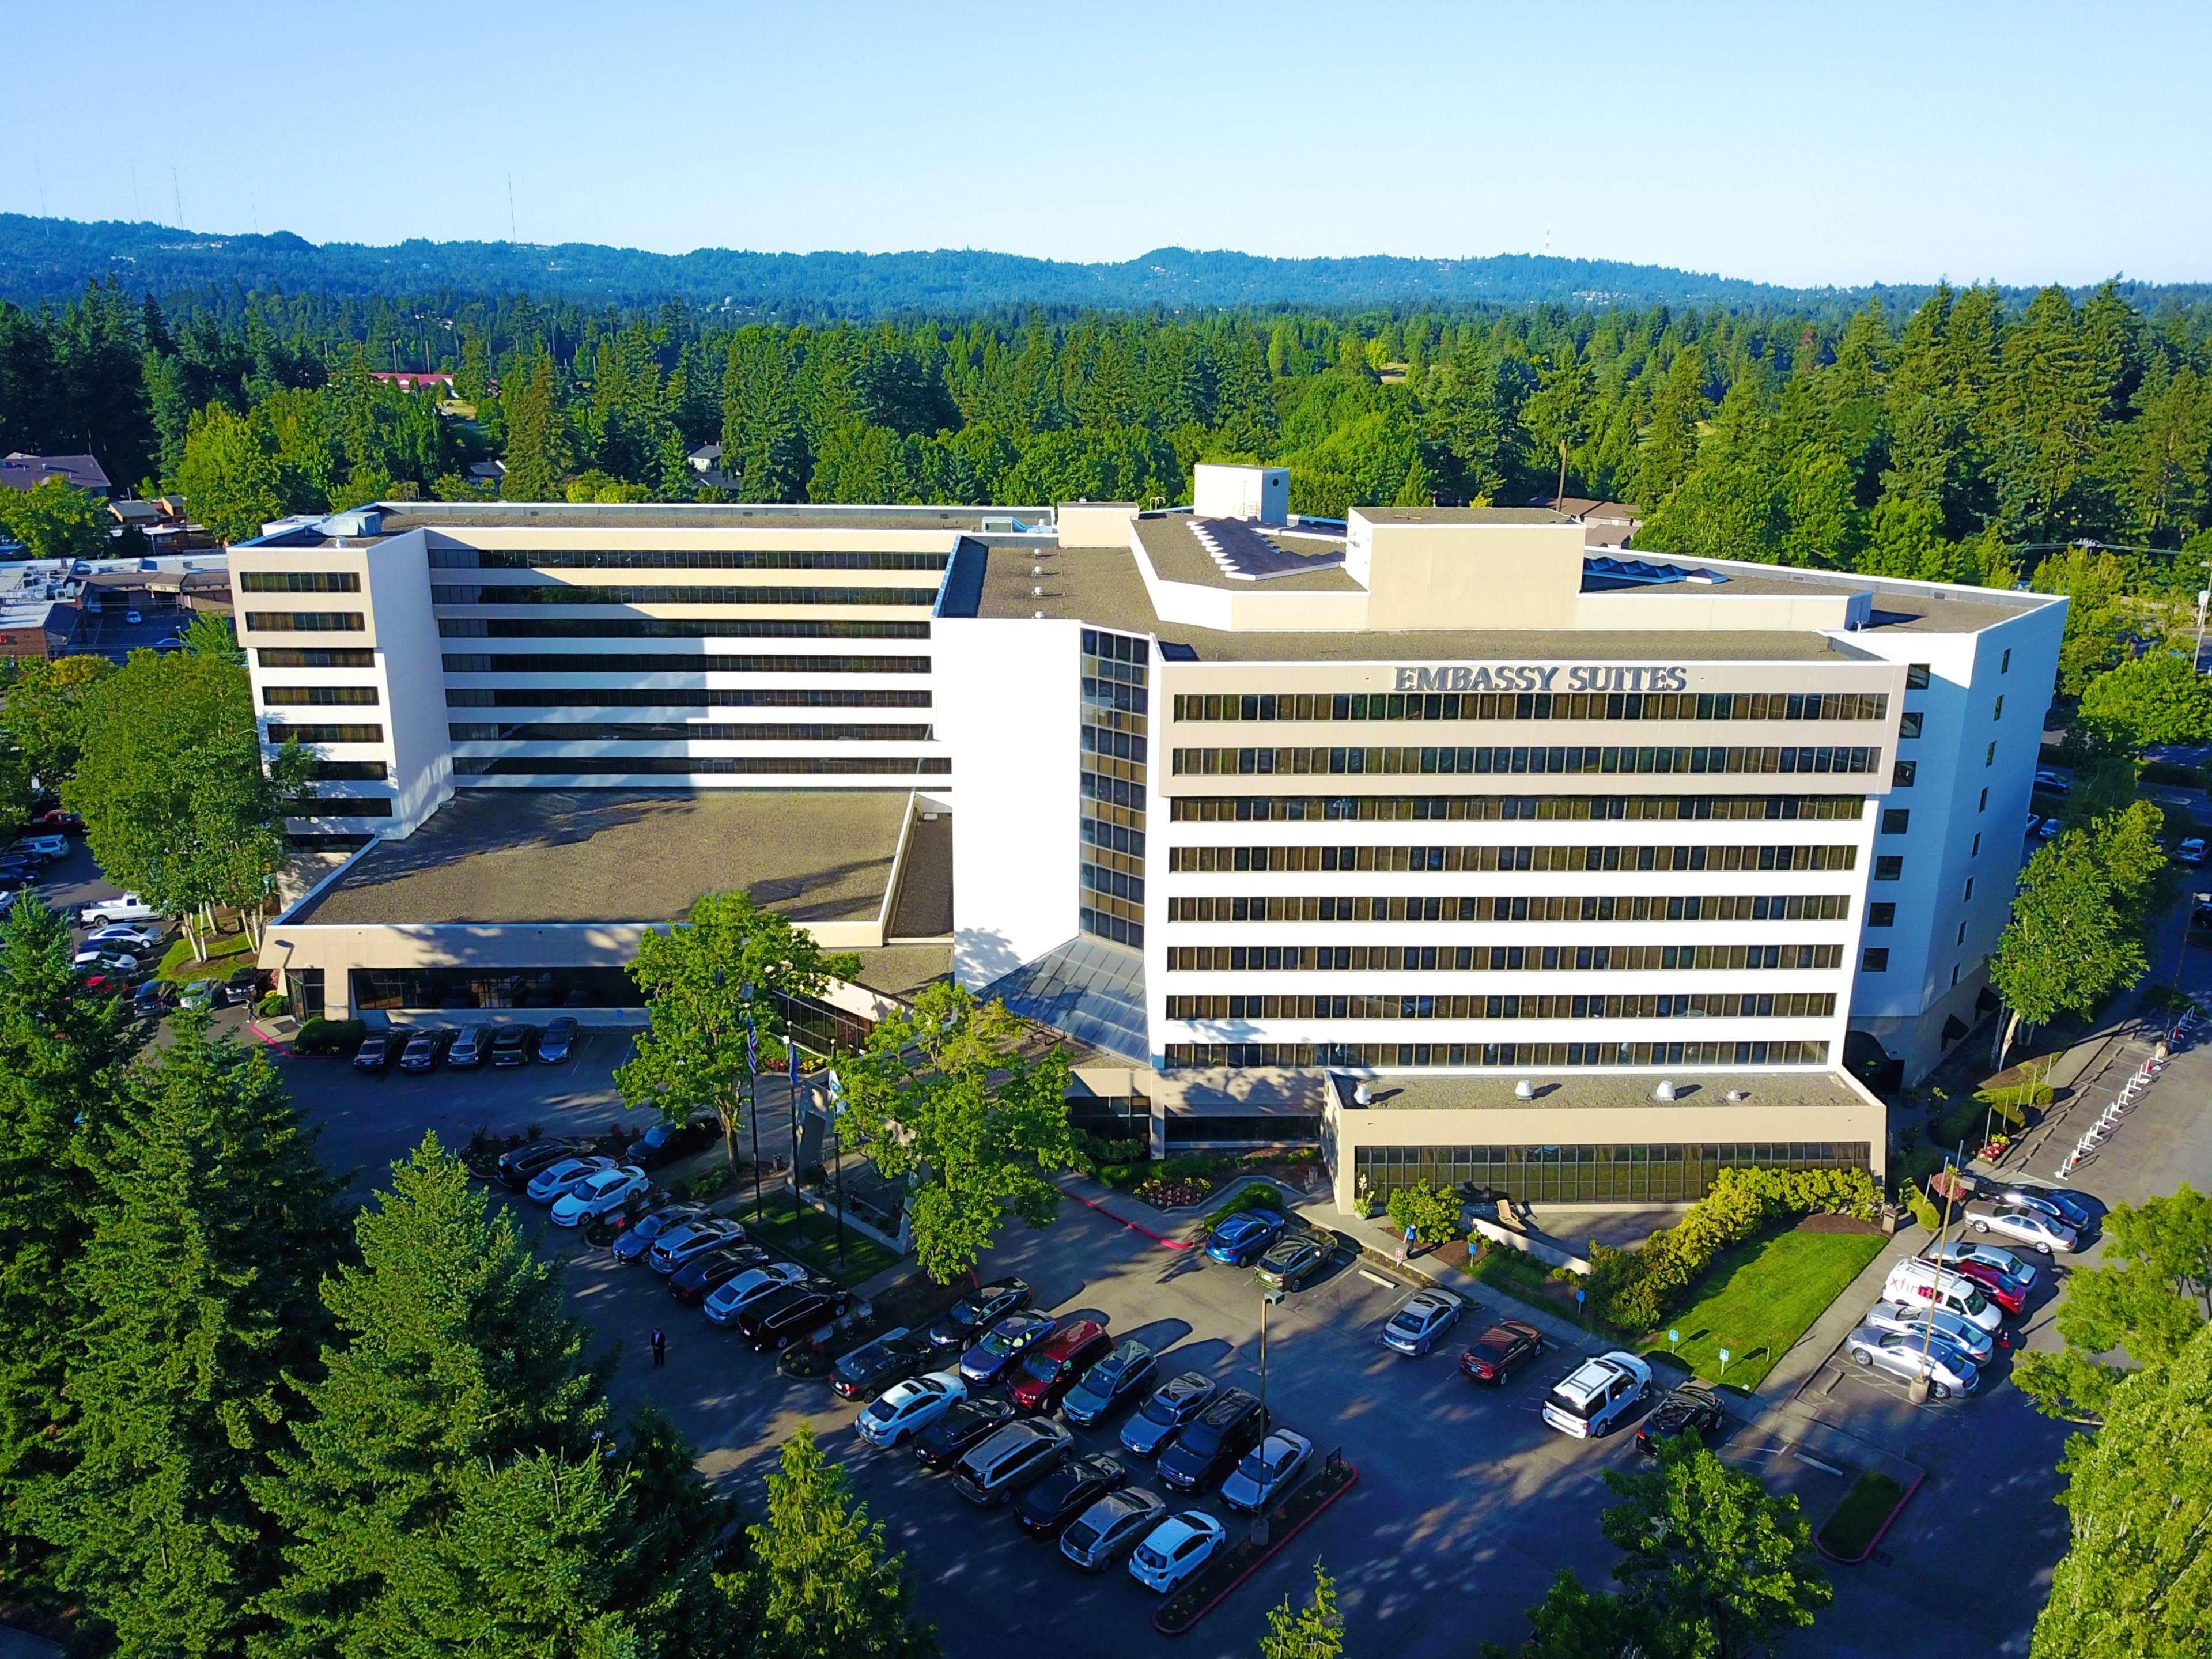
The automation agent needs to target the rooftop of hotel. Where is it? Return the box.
[248,501,1055,547]
[1330,1068,1873,1115]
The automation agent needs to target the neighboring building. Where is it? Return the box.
[1535,496,1640,550]
[368,371,456,394]
[1,452,112,498]
[240,467,2063,1210]
[465,460,507,487]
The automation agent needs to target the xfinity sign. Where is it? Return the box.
[1393,663,1691,693]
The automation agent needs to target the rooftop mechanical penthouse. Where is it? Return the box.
[241,467,2064,1212]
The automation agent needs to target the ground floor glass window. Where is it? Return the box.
[1351,1140,1869,1205]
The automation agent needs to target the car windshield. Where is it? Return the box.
[977,1321,1034,1356]
[1233,1446,1273,1482]
[1179,1416,1227,1456]
[947,1294,985,1323]
[1140,1391,1184,1424]
[1017,1348,1062,1384]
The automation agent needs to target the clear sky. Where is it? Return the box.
[5,0,2205,288]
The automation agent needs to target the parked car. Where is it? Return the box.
[1381,1287,1467,1356]
[1882,1259,2005,1332]
[1205,1208,1287,1267]
[857,1372,967,1448]
[2180,837,2208,866]
[74,950,139,975]
[1120,1371,1217,1458]
[952,1418,1071,1505]
[85,924,162,954]
[448,1025,495,1068]
[79,893,162,928]
[1007,1317,1113,1414]
[1844,1325,1980,1399]
[1458,1320,1546,1386]
[1966,1201,2077,1255]
[525,1154,617,1204]
[496,1138,588,1191]
[1541,1351,1653,1439]
[958,1311,1057,1387]
[226,965,271,1004]
[490,1024,540,1066]
[1157,1388,1266,1492]
[1253,1234,1329,1291]
[2037,817,2060,840]
[629,1116,723,1169]
[703,1261,808,1325]
[914,1395,1015,1471]
[1016,1452,1129,1538]
[1059,1485,1167,1571]
[549,1165,651,1228]
[583,1188,660,1246]
[1923,1240,2036,1312]
[1127,1510,1226,1593]
[1061,1339,1158,1429]
[179,978,221,1013]
[538,1015,580,1063]
[131,979,179,1019]
[927,1276,1032,1350]
[740,1283,852,1351]
[398,1028,454,1072]
[80,970,132,997]
[1220,1428,1313,1514]
[832,1327,939,1402]
[1861,1299,2001,1364]
[351,1031,400,1072]
[2034,767,2070,794]
[15,834,66,860]
[646,1217,744,1274]
[668,1243,771,1303]
[610,1201,708,1264]
[1980,1183,2096,1234]
[1635,1381,1726,1454]
[2023,811,2040,837]
[30,810,83,835]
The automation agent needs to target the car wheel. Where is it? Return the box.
[1972,1220,1991,1234]
[2035,1242,2052,1256]
[1850,1347,1873,1367]
[1930,1380,1952,1401]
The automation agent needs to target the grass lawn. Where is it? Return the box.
[1817,1470,1907,1559]
[1642,1229,1887,1389]
[742,1192,901,1286]
[156,930,256,984]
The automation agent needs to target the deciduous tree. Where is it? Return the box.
[2077,650,2212,751]
[0,652,114,787]
[0,475,109,562]
[1261,1563,1344,1659]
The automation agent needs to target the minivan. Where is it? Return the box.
[1007,1317,1112,1414]
[1882,1259,2004,1333]
[952,1418,1071,1505]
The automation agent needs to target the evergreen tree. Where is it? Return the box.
[501,353,569,500]
[32,1017,341,1658]
[1625,346,1710,508]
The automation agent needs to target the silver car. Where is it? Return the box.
[1059,1485,1167,1571]
[1844,1324,1980,1399]
[1859,1301,1996,1366]
[1219,1428,1313,1514]
[1965,1203,2077,1256]
[1381,1288,1465,1355]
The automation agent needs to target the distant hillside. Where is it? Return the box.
[8,213,2175,319]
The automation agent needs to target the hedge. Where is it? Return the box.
[1385,1180,1462,1246]
[292,1017,367,1055]
[1585,1165,1883,1330]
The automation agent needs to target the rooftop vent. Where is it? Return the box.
[1352,1082,1374,1106]
[1653,1079,1677,1102]
[1514,1078,1536,1099]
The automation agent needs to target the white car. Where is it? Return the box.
[1127,1510,1225,1593]
[16,835,67,859]
[548,1165,649,1227]
[79,893,162,928]
[704,1261,807,1325]
[857,1371,966,1448]
[524,1155,617,1203]
[1844,1325,1980,1399]
[2179,837,2207,866]
[1882,1259,2006,1332]
[1859,1300,1997,1366]
[1380,1287,1466,1355]
[1541,1351,1653,1439]
[1219,1428,1313,1514]
[84,924,162,954]
[73,950,138,974]
[1967,1203,2077,1256]
[124,610,142,625]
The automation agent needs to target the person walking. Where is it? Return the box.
[651,1328,667,1369]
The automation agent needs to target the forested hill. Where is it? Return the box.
[5,213,2190,318]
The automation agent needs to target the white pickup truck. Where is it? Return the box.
[79,893,164,928]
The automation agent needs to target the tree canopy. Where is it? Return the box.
[2076,650,2212,751]
[0,475,109,562]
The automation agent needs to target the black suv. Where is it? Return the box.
[1156,1388,1266,1492]
[739,1283,852,1351]
[831,1328,939,1401]
[490,1025,540,1066]
[495,1138,585,1191]
[927,1276,1032,1350]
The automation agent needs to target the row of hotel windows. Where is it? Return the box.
[1169,793,1866,823]
[449,756,952,776]
[437,618,932,640]
[428,548,950,570]
[265,685,377,706]
[259,648,376,668]
[1166,842,1858,874]
[444,687,932,708]
[238,571,360,592]
[1163,1039,1831,1068]
[1166,893,1853,923]
[1172,745,1884,778]
[447,721,933,742]
[440,653,932,675]
[1165,991,1837,1021]
[1081,629,1151,948]
[429,584,936,607]
[268,723,382,744]
[1351,1141,1869,1205]
[1171,691,1889,725]
[285,796,393,817]
[1164,943,1846,973]
[245,611,362,632]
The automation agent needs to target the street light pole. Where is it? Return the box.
[2194,562,2210,672]
[1254,1287,1283,1545]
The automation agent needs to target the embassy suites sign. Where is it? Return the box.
[1393,663,1691,693]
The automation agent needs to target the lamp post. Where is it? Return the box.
[1254,1287,1283,1546]
[741,982,761,1220]
[2195,562,2210,672]
[1910,1144,1967,1404]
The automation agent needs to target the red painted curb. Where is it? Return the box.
[1815,1467,1924,1564]
[1070,1189,1197,1250]
[1151,1464,1360,1636]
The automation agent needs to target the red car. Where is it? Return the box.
[1925,1247,2029,1314]
[1007,1317,1111,1414]
[1458,1320,1546,1385]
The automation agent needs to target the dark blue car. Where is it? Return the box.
[1205,1208,1287,1267]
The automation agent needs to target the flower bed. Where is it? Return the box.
[1134,1175,1216,1208]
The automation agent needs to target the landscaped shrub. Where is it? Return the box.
[1384,1180,1462,1246]
[1586,1165,1883,1330]
[292,1017,366,1055]
[1203,1182,1284,1229]
[258,991,288,1018]
[1902,1180,1942,1231]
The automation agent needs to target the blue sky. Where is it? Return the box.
[5,0,2204,287]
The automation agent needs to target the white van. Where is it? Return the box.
[1882,1258,2003,1332]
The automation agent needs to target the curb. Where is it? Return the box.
[1814,1467,1925,1564]
[1151,1463,1360,1636]
[1068,1188,1197,1250]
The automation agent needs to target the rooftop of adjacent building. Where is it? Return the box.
[1327,1068,1875,1116]
[1,451,111,494]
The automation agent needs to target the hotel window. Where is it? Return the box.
[1874,856,1903,881]
[1978,787,1988,812]
[1898,712,1923,739]
[1985,742,1997,766]
[1963,876,1975,901]
[1905,664,1931,690]
[1080,629,1148,948]
[1971,833,1981,857]
[1994,696,2005,721]
[1867,902,1896,928]
[1861,948,1889,972]
[1881,808,1909,834]
[2001,648,2012,673]
[1956,921,1967,945]
[1951,964,1961,987]
[263,685,380,706]
[1893,761,1917,787]
[245,611,364,633]
[239,570,361,593]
